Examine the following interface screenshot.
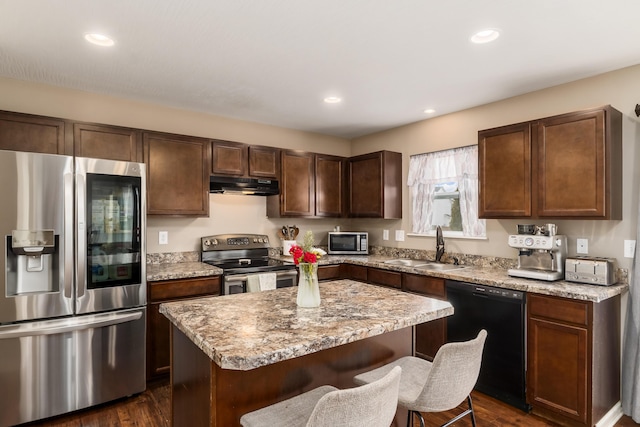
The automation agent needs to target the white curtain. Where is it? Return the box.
[622,199,640,421]
[407,145,485,237]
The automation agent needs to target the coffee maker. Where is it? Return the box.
[507,224,567,281]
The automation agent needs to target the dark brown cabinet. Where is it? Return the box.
[211,139,280,179]
[315,154,346,217]
[348,150,402,219]
[144,131,210,216]
[267,150,345,218]
[527,293,620,426]
[147,276,221,380]
[74,122,142,162]
[402,273,446,360]
[479,106,622,219]
[367,267,402,289]
[0,110,69,154]
[317,264,344,281]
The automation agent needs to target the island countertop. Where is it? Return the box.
[159,279,453,371]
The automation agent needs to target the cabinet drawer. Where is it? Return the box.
[317,265,342,281]
[368,268,402,289]
[402,273,445,298]
[528,293,589,326]
[345,264,368,282]
[149,276,221,302]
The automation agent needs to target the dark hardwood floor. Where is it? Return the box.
[25,378,639,427]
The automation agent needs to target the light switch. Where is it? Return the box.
[383,230,389,241]
[624,240,636,258]
[159,231,169,245]
[395,230,405,242]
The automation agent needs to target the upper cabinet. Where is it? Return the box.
[348,150,402,219]
[479,106,622,219]
[267,150,346,218]
[0,110,69,155]
[144,131,210,216]
[211,139,280,179]
[268,150,316,217]
[74,122,142,162]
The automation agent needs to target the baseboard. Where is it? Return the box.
[596,402,623,427]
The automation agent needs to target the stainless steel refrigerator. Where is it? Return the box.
[0,150,146,426]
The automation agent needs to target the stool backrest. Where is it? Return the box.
[416,329,487,412]
[306,365,402,427]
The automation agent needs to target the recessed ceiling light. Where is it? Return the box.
[470,29,500,44]
[324,96,342,104]
[424,109,436,114]
[84,33,115,47]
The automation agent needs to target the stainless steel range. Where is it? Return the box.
[201,234,297,295]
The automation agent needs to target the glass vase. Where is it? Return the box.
[296,263,320,308]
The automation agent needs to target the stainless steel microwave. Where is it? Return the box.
[328,232,369,255]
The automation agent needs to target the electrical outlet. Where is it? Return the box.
[383,229,389,241]
[159,231,169,245]
[576,238,588,254]
[624,240,636,258]
[395,230,405,242]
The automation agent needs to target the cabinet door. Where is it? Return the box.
[317,265,343,282]
[348,151,401,219]
[528,318,588,424]
[277,150,315,216]
[315,154,345,217]
[74,122,142,162]
[211,139,247,176]
[537,107,621,218]
[478,122,532,218]
[249,145,280,178]
[144,132,210,216]
[0,110,67,154]
[403,273,446,360]
[344,264,368,282]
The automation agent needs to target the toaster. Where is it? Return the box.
[565,256,617,286]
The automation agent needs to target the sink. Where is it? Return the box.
[415,263,467,271]
[383,258,431,267]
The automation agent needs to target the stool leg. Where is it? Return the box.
[468,395,477,427]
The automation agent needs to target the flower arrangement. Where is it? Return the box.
[288,230,326,265]
[289,230,324,307]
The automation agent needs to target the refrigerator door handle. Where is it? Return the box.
[0,310,143,340]
[64,172,74,299]
[76,172,87,298]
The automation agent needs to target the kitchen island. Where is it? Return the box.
[160,279,453,427]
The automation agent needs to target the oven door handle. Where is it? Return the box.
[225,270,297,282]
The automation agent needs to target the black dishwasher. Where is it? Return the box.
[445,280,529,411]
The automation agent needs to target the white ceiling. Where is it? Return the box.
[1,1,640,139]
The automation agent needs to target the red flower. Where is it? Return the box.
[303,252,317,264]
[288,244,319,265]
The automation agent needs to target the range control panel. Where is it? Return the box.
[201,234,270,251]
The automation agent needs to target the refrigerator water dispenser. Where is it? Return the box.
[6,230,58,295]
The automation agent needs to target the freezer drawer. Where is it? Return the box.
[0,307,146,426]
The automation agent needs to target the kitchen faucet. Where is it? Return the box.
[435,226,445,263]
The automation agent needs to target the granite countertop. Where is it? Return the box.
[159,279,453,370]
[275,254,627,303]
[147,262,222,282]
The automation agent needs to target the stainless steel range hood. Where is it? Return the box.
[209,176,279,196]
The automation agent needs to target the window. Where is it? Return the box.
[407,145,485,238]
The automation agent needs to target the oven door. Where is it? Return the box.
[223,269,298,295]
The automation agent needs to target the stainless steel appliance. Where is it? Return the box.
[327,231,369,255]
[446,280,528,411]
[507,224,567,281]
[201,234,297,295]
[565,256,618,285]
[0,151,146,426]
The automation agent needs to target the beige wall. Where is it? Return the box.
[352,64,640,272]
[1,66,639,268]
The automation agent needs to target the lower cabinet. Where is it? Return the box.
[317,264,344,282]
[527,293,620,426]
[402,273,446,361]
[147,276,221,381]
[367,267,401,289]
